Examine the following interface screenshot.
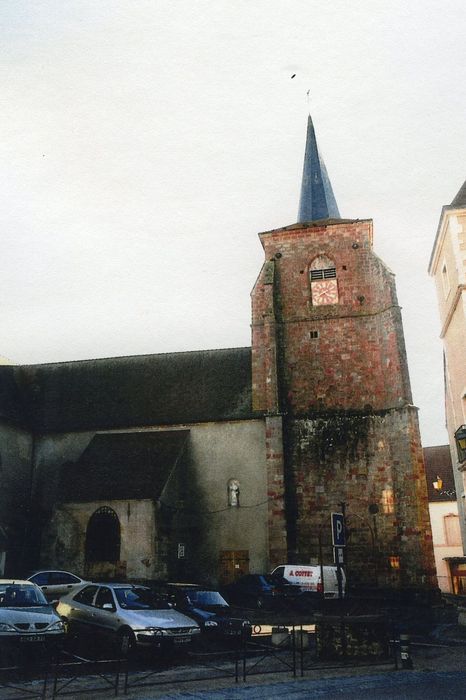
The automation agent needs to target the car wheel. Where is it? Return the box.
[116,627,136,658]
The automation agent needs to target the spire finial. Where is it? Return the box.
[297,114,340,223]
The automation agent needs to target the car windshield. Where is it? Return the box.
[185,590,228,606]
[0,584,48,607]
[114,587,167,610]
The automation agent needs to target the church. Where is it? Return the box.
[0,115,436,590]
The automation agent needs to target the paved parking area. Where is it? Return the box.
[0,611,465,700]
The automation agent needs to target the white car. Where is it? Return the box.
[56,582,200,655]
[27,570,89,600]
[0,580,66,650]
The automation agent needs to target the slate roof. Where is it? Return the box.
[0,366,24,423]
[451,180,466,207]
[11,347,255,433]
[297,114,340,223]
[58,430,189,502]
[428,179,466,272]
[423,445,457,502]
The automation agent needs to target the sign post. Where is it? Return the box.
[331,512,346,599]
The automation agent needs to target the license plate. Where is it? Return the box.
[173,635,191,644]
[20,635,46,643]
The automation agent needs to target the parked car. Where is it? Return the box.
[27,570,89,600]
[56,582,200,655]
[0,580,66,654]
[153,583,252,642]
[221,574,299,609]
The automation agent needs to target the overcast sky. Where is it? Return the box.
[1,1,465,446]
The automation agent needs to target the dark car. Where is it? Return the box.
[221,574,299,609]
[154,583,251,642]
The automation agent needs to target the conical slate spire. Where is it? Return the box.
[298,115,340,223]
[451,180,466,207]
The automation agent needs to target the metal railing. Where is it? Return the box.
[0,615,399,698]
[0,664,48,700]
[50,651,123,698]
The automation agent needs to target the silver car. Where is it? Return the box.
[27,570,89,600]
[56,583,200,655]
[0,580,66,650]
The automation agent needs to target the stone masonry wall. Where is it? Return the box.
[265,415,287,568]
[285,407,435,588]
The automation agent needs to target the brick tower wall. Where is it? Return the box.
[284,407,435,588]
[251,219,436,588]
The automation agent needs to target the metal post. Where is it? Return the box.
[336,501,348,595]
[318,527,325,600]
[300,624,304,677]
[336,560,343,599]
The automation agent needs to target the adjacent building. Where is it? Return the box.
[0,115,436,590]
[424,445,463,593]
[428,182,466,552]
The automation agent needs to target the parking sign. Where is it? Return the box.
[334,546,345,564]
[331,512,345,547]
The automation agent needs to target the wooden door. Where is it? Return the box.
[219,550,249,585]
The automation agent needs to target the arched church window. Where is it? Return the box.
[85,506,120,563]
[309,255,338,306]
[228,479,240,507]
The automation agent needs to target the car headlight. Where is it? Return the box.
[0,623,15,632]
[141,627,162,635]
[204,620,218,628]
[48,620,65,632]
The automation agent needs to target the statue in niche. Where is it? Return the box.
[228,479,240,507]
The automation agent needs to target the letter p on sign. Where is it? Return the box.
[331,512,345,547]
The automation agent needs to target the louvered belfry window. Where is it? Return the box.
[310,267,337,280]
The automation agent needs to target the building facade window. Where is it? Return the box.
[444,514,462,546]
[310,255,339,306]
[441,261,450,298]
[381,488,395,514]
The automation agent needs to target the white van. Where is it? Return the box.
[271,565,345,599]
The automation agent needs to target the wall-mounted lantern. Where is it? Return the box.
[454,425,466,463]
[433,476,443,491]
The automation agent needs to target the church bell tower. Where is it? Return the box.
[251,115,436,589]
